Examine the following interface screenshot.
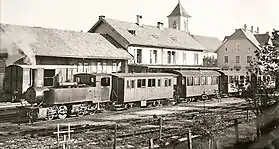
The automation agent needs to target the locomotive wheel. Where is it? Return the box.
[58,105,68,119]
[77,104,87,117]
[45,107,56,121]
[88,104,97,115]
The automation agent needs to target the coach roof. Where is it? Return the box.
[0,23,132,60]
[112,73,177,78]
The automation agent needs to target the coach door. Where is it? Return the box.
[220,75,228,94]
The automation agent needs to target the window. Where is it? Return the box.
[148,79,152,87]
[247,56,252,63]
[102,62,107,73]
[128,30,136,35]
[153,50,157,64]
[172,51,176,64]
[211,76,218,85]
[183,52,187,64]
[101,77,110,86]
[173,21,177,29]
[165,79,168,87]
[84,63,89,73]
[240,76,245,84]
[229,76,234,83]
[66,68,73,82]
[131,80,135,88]
[137,49,142,63]
[187,77,193,86]
[127,80,130,88]
[236,43,240,51]
[44,69,55,86]
[137,79,146,88]
[150,50,152,64]
[167,51,171,64]
[168,79,172,86]
[194,77,200,86]
[236,56,240,63]
[78,63,83,72]
[207,76,212,85]
[194,53,199,65]
[97,62,102,73]
[225,48,228,51]
[224,56,228,63]
[137,79,142,88]
[148,79,156,87]
[158,79,161,87]
[112,63,117,73]
[201,76,206,85]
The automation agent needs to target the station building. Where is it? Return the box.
[88,2,221,72]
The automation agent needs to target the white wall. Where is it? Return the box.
[128,46,203,66]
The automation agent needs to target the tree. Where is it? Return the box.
[203,56,217,67]
[243,29,279,139]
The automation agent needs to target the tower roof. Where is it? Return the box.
[167,3,191,18]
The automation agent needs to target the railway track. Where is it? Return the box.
[0,98,252,148]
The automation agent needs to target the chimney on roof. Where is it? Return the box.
[256,27,259,34]
[244,24,247,31]
[136,15,143,26]
[99,15,105,20]
[251,26,254,33]
[157,22,164,29]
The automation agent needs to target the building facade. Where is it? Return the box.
[89,2,222,72]
[216,25,273,92]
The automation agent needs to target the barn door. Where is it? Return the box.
[4,65,23,94]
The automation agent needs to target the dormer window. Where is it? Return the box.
[128,30,136,36]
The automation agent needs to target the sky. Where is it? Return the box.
[0,0,279,40]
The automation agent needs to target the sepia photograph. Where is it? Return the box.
[0,0,278,148]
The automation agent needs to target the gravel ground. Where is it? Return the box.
[0,97,253,149]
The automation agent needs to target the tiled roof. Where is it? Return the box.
[0,23,132,60]
[255,33,270,46]
[241,29,262,49]
[167,3,191,18]
[95,18,205,51]
[216,29,261,52]
[192,35,221,52]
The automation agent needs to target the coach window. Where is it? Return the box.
[127,80,130,89]
[101,77,110,86]
[168,79,172,86]
[165,79,168,87]
[148,79,152,87]
[137,79,142,88]
[201,76,206,85]
[211,76,218,85]
[131,80,135,88]
[142,79,146,88]
[187,77,193,86]
[207,76,212,85]
[152,79,156,87]
[158,79,161,87]
[194,77,200,86]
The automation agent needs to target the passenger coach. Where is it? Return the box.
[111,73,177,108]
